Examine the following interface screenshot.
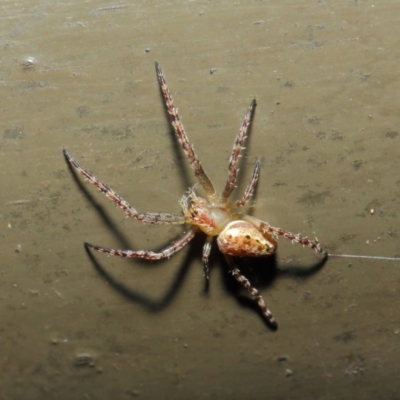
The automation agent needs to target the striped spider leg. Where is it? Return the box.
[64,62,326,328]
[63,147,197,259]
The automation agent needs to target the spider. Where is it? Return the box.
[63,62,327,328]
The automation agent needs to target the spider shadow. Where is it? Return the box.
[65,151,204,310]
[84,233,204,312]
[218,250,329,330]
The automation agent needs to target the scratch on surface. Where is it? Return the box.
[7,200,32,205]
[97,4,135,12]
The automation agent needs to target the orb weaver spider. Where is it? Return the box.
[63,62,327,328]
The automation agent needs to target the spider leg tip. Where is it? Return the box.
[270,321,278,330]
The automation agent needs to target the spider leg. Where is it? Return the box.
[155,62,216,200]
[243,215,326,255]
[221,99,257,202]
[86,228,196,259]
[202,236,214,281]
[235,160,261,208]
[64,148,185,225]
[225,255,277,327]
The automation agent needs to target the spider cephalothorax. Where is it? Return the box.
[181,186,277,257]
[64,62,326,328]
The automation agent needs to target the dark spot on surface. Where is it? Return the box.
[283,80,294,88]
[352,159,363,170]
[74,353,95,367]
[387,228,398,238]
[207,123,221,129]
[330,131,344,140]
[277,355,290,362]
[334,330,356,343]
[4,126,26,139]
[75,104,90,118]
[273,181,287,187]
[316,131,326,139]
[298,190,330,206]
[308,116,320,125]
[340,233,356,243]
[386,131,398,139]
[307,156,327,168]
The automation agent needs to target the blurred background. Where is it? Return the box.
[1,1,400,399]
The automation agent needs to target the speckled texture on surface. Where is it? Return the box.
[1,1,400,399]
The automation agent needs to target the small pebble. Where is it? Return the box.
[22,56,37,69]
[285,369,293,377]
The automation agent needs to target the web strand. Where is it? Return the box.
[328,253,400,261]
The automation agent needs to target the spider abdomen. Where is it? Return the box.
[217,220,277,257]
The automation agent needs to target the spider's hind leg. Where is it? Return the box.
[86,228,196,259]
[225,255,277,328]
[243,215,327,255]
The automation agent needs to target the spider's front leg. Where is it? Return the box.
[221,99,257,202]
[155,62,216,201]
[63,148,185,225]
[225,255,277,328]
[235,160,261,208]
